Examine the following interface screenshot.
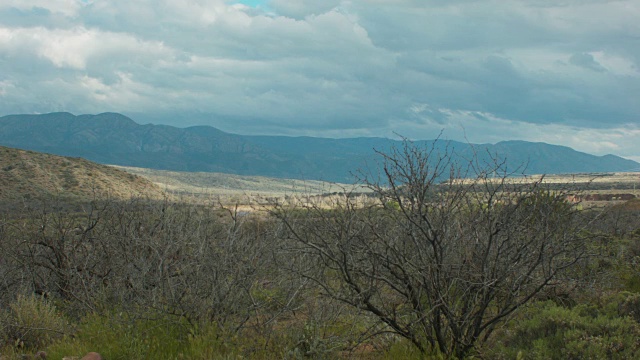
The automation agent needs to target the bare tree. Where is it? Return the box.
[273,140,591,358]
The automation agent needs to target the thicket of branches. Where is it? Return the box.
[0,198,303,331]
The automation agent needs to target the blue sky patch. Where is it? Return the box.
[235,0,266,7]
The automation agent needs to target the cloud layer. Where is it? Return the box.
[1,0,638,161]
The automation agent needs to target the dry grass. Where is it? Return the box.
[540,172,640,185]
[110,166,640,210]
[0,146,167,203]
[466,172,640,208]
[457,172,639,186]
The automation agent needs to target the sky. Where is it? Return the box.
[0,0,639,162]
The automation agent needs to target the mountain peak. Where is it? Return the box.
[77,112,138,127]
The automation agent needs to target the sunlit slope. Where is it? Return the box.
[0,146,166,203]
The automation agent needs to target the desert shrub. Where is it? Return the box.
[46,311,191,360]
[487,300,640,359]
[383,339,442,360]
[284,322,338,360]
[46,311,332,360]
[0,294,69,350]
[185,320,295,360]
[592,230,640,294]
[180,323,241,360]
[617,291,640,323]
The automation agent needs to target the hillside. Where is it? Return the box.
[0,146,166,204]
[0,112,638,182]
[112,165,366,198]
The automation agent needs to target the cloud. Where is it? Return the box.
[0,0,81,17]
[268,0,342,19]
[569,53,605,72]
[389,104,640,163]
[0,0,638,159]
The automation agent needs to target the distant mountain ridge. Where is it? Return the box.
[0,112,637,182]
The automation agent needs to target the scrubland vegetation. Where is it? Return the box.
[1,141,640,359]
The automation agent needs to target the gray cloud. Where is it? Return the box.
[569,53,605,72]
[0,0,638,159]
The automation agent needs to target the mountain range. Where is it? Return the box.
[0,112,638,183]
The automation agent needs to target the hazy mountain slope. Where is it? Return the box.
[466,141,640,174]
[0,145,166,203]
[0,112,637,182]
[0,112,271,171]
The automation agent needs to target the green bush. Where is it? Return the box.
[46,311,191,360]
[617,291,640,323]
[0,295,69,350]
[383,339,441,360]
[46,311,286,359]
[487,300,640,359]
[180,323,236,360]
